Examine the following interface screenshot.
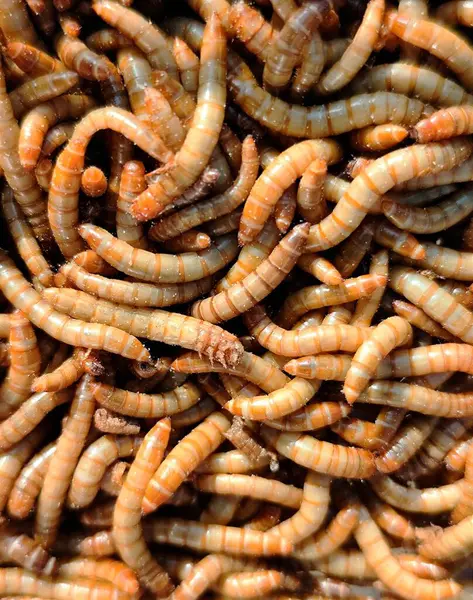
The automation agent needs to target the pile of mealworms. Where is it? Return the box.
[5,0,473,598]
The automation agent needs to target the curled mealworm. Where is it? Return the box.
[316,0,384,95]
[269,471,331,544]
[238,139,341,243]
[371,475,463,514]
[42,287,244,367]
[261,426,376,479]
[0,251,149,361]
[344,316,412,404]
[354,504,460,600]
[130,15,226,221]
[49,107,172,258]
[191,223,309,324]
[245,305,371,357]
[79,225,238,283]
[142,412,231,514]
[114,418,174,595]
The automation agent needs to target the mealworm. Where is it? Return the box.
[68,434,142,509]
[389,14,473,92]
[145,518,293,556]
[226,1,274,61]
[3,168,54,283]
[201,493,242,525]
[0,525,56,575]
[265,400,351,432]
[162,230,211,252]
[0,61,49,242]
[112,161,147,249]
[390,266,473,343]
[392,300,458,342]
[0,567,134,599]
[291,31,324,101]
[239,139,341,243]
[49,108,171,258]
[41,122,75,156]
[116,48,152,123]
[9,72,79,120]
[58,12,82,37]
[346,250,388,328]
[150,68,196,121]
[263,2,332,93]
[173,38,199,94]
[267,472,330,544]
[0,252,149,361]
[169,554,234,600]
[261,426,375,478]
[35,375,95,548]
[415,105,473,144]
[371,475,463,514]
[149,136,259,242]
[31,348,87,393]
[79,225,238,283]
[171,397,218,428]
[244,305,371,357]
[130,16,226,221]
[192,223,309,324]
[93,381,203,418]
[294,503,360,560]
[0,310,40,419]
[225,376,320,421]
[144,87,185,152]
[86,29,132,52]
[332,407,405,451]
[80,166,108,198]
[197,449,270,474]
[316,0,384,95]
[445,436,473,472]
[214,569,291,598]
[344,316,412,404]
[359,380,473,417]
[277,274,386,329]
[0,0,43,46]
[333,219,375,279]
[94,0,177,77]
[7,441,55,519]
[398,417,472,482]
[0,428,47,513]
[216,220,280,292]
[114,418,173,595]
[395,157,473,192]
[374,219,426,259]
[56,558,139,595]
[142,412,231,514]
[19,94,96,171]
[374,414,438,474]
[350,124,408,152]
[196,474,303,509]
[6,42,65,76]
[306,139,473,252]
[55,34,112,81]
[366,496,418,543]
[296,254,342,286]
[354,505,460,600]
[228,53,428,140]
[296,159,327,225]
[61,262,213,308]
[33,158,51,191]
